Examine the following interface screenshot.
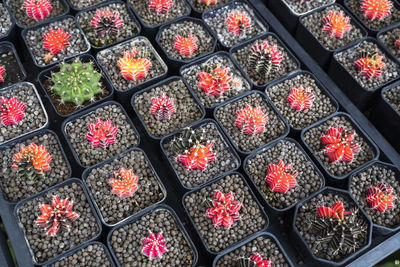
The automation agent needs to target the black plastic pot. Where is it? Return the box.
[160,118,241,191]
[14,178,103,266]
[0,41,27,89]
[107,203,198,267]
[348,160,400,235]
[328,37,400,111]
[155,16,217,73]
[212,232,294,267]
[182,171,269,255]
[61,100,140,169]
[0,3,16,44]
[213,90,290,157]
[377,23,400,65]
[242,137,325,213]
[292,186,373,266]
[76,0,142,55]
[131,76,206,140]
[229,32,301,90]
[82,147,167,228]
[296,3,368,68]
[301,112,380,181]
[21,15,91,69]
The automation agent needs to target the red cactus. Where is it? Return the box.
[174,34,198,56]
[366,183,397,213]
[150,95,176,121]
[23,0,52,21]
[36,195,79,236]
[235,105,268,136]
[361,0,392,20]
[226,11,251,35]
[141,232,167,259]
[205,190,242,228]
[200,0,218,5]
[198,65,232,97]
[322,11,352,39]
[86,118,118,149]
[355,53,386,79]
[0,97,25,126]
[250,254,271,267]
[177,142,215,171]
[12,143,52,177]
[265,160,298,194]
[321,127,361,163]
[148,0,174,14]
[43,28,71,55]
[91,9,124,36]
[109,167,139,199]
[396,37,400,51]
[317,201,352,220]
[118,48,152,81]
[0,65,5,83]
[287,86,315,112]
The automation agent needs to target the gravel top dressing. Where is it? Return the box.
[86,150,165,225]
[282,0,334,15]
[25,17,89,67]
[184,173,267,252]
[266,72,337,129]
[110,208,195,266]
[215,235,290,267]
[350,164,400,229]
[204,2,266,47]
[215,93,287,153]
[51,243,112,267]
[17,182,100,264]
[97,37,167,92]
[383,83,400,112]
[0,4,12,37]
[335,40,399,91]
[0,47,25,89]
[65,104,139,167]
[133,78,203,138]
[0,132,69,202]
[129,0,189,27]
[301,4,365,51]
[346,0,400,31]
[245,140,324,209]
[188,0,231,12]
[303,115,376,177]
[68,0,106,10]
[162,121,240,188]
[232,35,298,86]
[379,25,400,61]
[181,53,250,109]
[77,2,140,48]
[0,83,47,145]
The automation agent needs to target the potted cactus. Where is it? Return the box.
[378,24,400,63]
[0,42,26,89]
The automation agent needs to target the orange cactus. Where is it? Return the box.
[317,201,353,220]
[354,52,386,79]
[174,34,198,56]
[366,183,397,213]
[118,48,152,81]
[109,167,139,198]
[287,86,315,112]
[235,105,268,136]
[322,11,352,39]
[321,127,361,163]
[199,0,218,5]
[198,65,232,97]
[148,0,174,14]
[265,160,298,193]
[177,142,215,171]
[396,37,400,51]
[361,0,392,20]
[43,28,71,55]
[226,11,251,35]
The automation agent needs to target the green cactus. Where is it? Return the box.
[51,58,103,106]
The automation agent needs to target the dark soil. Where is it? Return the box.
[159,19,215,61]
[97,37,167,92]
[17,182,100,264]
[181,53,250,108]
[85,149,165,225]
[266,72,337,129]
[51,243,112,267]
[184,173,267,252]
[129,0,190,27]
[216,235,290,267]
[295,192,369,262]
[65,103,139,167]
[0,83,47,145]
[0,46,25,89]
[110,208,195,266]
[68,0,106,10]
[133,78,203,138]
[0,132,70,202]
[25,17,89,67]
[346,0,400,31]
[0,4,12,37]
[379,25,400,61]
[188,0,231,12]
[303,115,376,177]
[162,121,240,188]
[215,92,287,153]
[301,4,365,51]
[6,0,66,27]
[245,140,323,209]
[232,35,298,86]
[335,40,399,91]
[383,83,400,112]
[204,1,267,47]
[350,163,400,229]
[282,0,334,15]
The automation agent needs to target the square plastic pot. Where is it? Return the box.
[0,41,27,89]
[0,3,16,44]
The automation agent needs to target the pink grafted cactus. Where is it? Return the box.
[148,0,174,14]
[142,232,167,259]
[150,95,176,121]
[226,11,251,35]
[250,254,272,267]
[86,118,118,149]
[366,183,397,213]
[321,127,361,163]
[355,53,386,79]
[177,142,215,171]
[109,167,139,198]
[0,97,25,126]
[91,9,124,36]
[287,86,315,111]
[197,65,232,97]
[0,66,5,83]
[43,28,71,55]
[265,160,298,193]
[235,105,268,136]
[23,0,52,21]
[317,201,352,220]
[205,190,242,228]
[174,34,198,56]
